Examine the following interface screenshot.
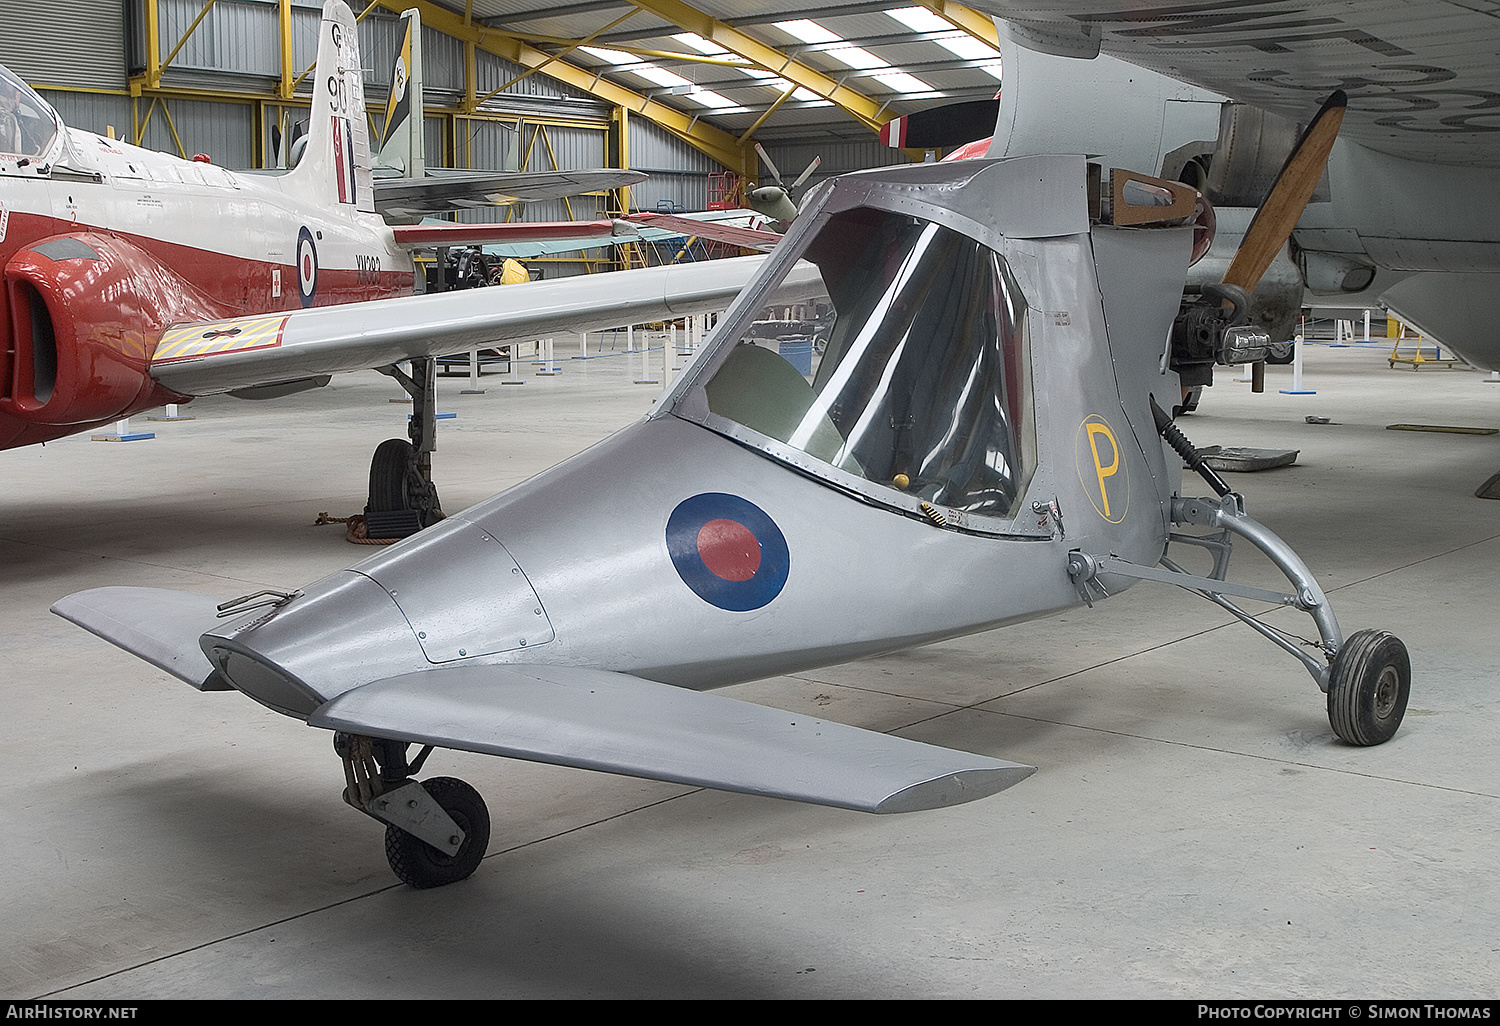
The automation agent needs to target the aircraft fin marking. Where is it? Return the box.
[308,664,1035,814]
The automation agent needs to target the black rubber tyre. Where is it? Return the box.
[1327,630,1411,746]
[367,437,415,513]
[384,777,491,889]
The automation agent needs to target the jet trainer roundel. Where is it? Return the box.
[56,146,1411,889]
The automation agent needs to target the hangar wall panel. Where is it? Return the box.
[38,91,132,143]
[2,0,126,90]
[138,98,256,170]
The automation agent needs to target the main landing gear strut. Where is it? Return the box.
[1067,396,1411,747]
[368,356,444,540]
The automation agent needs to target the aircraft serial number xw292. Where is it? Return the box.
[57,154,1415,890]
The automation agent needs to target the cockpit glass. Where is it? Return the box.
[0,65,61,161]
[703,206,1034,520]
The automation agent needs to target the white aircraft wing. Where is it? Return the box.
[968,0,1500,168]
[149,255,824,397]
[374,168,648,219]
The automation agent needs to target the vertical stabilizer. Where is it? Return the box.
[283,0,375,214]
[377,9,425,178]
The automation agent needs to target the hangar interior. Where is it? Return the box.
[3,0,1010,275]
[3,0,1500,1002]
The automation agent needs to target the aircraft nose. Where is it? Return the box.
[200,570,432,719]
[198,518,554,719]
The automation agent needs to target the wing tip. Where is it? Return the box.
[874,762,1037,814]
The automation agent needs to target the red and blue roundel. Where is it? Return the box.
[667,493,790,611]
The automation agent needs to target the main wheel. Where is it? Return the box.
[384,776,491,889]
[1327,630,1410,746]
[367,437,415,513]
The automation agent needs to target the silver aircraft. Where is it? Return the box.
[55,144,1412,889]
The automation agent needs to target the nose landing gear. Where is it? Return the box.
[335,733,491,888]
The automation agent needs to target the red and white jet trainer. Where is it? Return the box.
[0,0,761,459]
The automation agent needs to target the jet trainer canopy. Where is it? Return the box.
[0,65,62,171]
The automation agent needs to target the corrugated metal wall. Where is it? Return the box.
[37,91,132,143]
[761,138,913,197]
[136,97,256,168]
[628,119,718,213]
[1,0,126,89]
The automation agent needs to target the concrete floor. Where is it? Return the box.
[3,340,1498,999]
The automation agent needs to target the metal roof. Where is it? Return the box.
[418,1,1004,143]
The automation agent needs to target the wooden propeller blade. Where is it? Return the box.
[1223,90,1346,293]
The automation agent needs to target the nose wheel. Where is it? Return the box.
[384,776,491,889]
[336,734,491,888]
[1327,630,1411,746]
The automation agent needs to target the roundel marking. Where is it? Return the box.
[296,226,319,307]
[667,494,789,611]
[1074,414,1130,523]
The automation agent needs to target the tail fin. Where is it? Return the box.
[376,8,425,178]
[283,0,375,214]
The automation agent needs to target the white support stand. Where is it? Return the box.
[536,337,558,376]
[460,348,485,394]
[633,324,658,385]
[1485,371,1500,384]
[503,342,526,385]
[1280,334,1315,394]
[146,403,194,422]
[1363,309,1373,342]
[92,417,155,442]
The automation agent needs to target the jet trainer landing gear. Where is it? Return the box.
[369,357,444,540]
[1067,397,1411,747]
[334,733,492,888]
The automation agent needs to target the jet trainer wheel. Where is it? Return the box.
[1327,630,1410,746]
[384,777,491,889]
[368,437,418,513]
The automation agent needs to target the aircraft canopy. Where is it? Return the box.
[0,65,60,164]
[700,205,1035,522]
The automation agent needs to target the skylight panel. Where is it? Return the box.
[823,45,886,70]
[672,33,730,55]
[887,7,950,32]
[635,66,692,88]
[870,71,932,94]
[776,19,840,44]
[685,89,736,109]
[937,35,999,60]
[581,46,642,66]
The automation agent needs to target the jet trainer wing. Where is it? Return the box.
[147,255,826,398]
[967,1,1500,168]
[374,168,648,219]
